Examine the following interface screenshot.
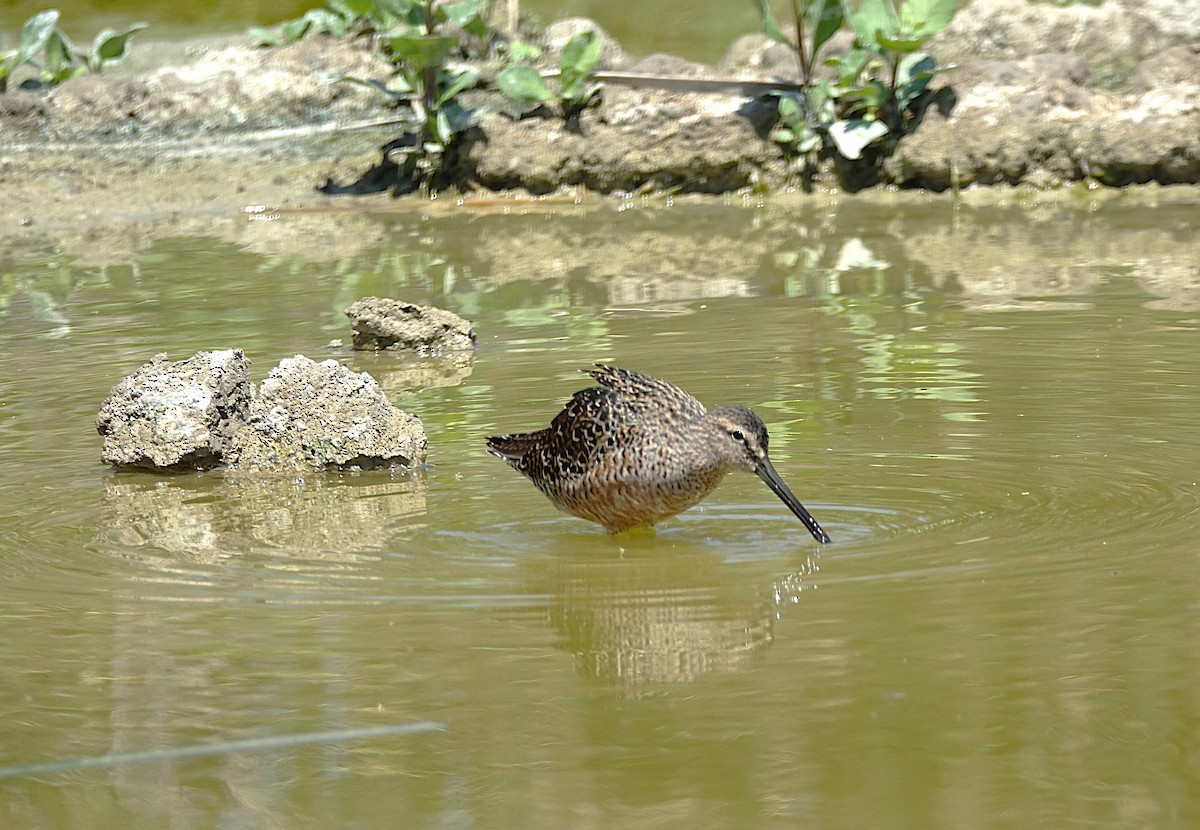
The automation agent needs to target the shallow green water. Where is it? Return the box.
[2,192,1200,828]
[2,0,755,63]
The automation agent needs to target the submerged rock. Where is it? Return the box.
[345,297,476,353]
[95,349,252,471]
[230,355,427,472]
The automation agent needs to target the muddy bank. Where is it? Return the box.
[1,0,1198,240]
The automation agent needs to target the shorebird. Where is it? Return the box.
[486,364,831,541]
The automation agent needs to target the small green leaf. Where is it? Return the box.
[367,1,406,31]
[828,118,889,159]
[771,126,796,143]
[896,53,937,110]
[389,35,457,71]
[559,31,603,101]
[248,27,283,46]
[337,0,376,18]
[504,40,542,62]
[844,0,900,47]
[40,64,86,85]
[892,50,936,85]
[435,66,478,106]
[828,46,870,86]
[751,0,789,46]
[771,116,819,154]
[441,0,484,29]
[280,17,313,43]
[331,73,413,101]
[17,10,60,64]
[432,107,452,147]
[841,79,888,112]
[303,8,349,36]
[777,93,802,120]
[43,29,80,72]
[844,0,902,40]
[901,0,958,38]
[809,79,835,123]
[875,32,924,53]
[90,23,148,70]
[897,52,937,85]
[811,0,846,57]
[574,82,601,108]
[496,64,555,103]
[442,98,484,133]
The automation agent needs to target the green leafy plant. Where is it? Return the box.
[1,10,57,93]
[752,0,843,156]
[249,4,355,46]
[249,0,419,46]
[754,0,844,88]
[753,0,956,165]
[251,0,494,54]
[499,39,542,64]
[1,10,145,93]
[318,0,488,193]
[382,33,481,189]
[840,0,955,131]
[495,30,604,120]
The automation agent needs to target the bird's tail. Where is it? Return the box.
[485,432,544,461]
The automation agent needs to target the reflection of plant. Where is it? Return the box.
[1,10,146,93]
[495,31,604,121]
[324,246,490,324]
[0,257,82,335]
[753,0,956,165]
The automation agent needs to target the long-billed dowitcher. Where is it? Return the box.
[486,364,831,541]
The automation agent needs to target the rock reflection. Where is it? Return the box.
[1134,260,1200,311]
[542,549,820,689]
[344,350,474,394]
[895,200,1200,312]
[10,195,1200,338]
[98,473,427,564]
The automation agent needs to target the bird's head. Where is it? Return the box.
[704,405,771,473]
[704,405,831,543]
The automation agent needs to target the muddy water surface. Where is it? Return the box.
[2,193,1199,827]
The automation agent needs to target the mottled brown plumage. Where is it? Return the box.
[486,365,831,541]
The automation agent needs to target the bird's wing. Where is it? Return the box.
[488,366,705,482]
[585,364,707,421]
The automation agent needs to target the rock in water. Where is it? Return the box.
[96,350,252,470]
[345,297,475,353]
[229,355,427,472]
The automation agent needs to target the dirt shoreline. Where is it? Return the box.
[2,2,1198,248]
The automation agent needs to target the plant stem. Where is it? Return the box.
[422,0,438,146]
[423,67,437,135]
[788,0,821,139]
[888,52,900,133]
[790,0,811,87]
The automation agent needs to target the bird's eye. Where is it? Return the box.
[729,429,745,443]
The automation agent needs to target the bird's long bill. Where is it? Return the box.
[756,457,832,543]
